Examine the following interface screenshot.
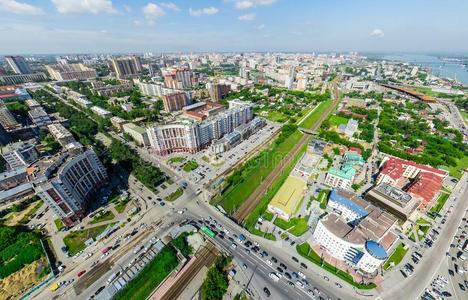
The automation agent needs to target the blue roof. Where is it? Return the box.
[329,189,368,218]
[365,240,388,259]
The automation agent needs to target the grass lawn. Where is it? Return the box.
[383,243,408,270]
[115,199,129,214]
[328,114,349,126]
[461,111,468,123]
[267,110,287,122]
[317,189,330,209]
[182,160,199,172]
[165,188,183,202]
[274,216,310,236]
[63,223,116,256]
[298,100,333,128]
[288,218,310,236]
[168,156,186,164]
[54,219,65,231]
[262,211,274,222]
[250,227,277,241]
[90,211,115,224]
[296,243,376,290]
[428,193,450,217]
[114,246,179,300]
[448,156,468,179]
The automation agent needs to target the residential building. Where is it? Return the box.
[5,55,32,74]
[207,82,231,102]
[122,123,150,146]
[0,86,31,101]
[163,67,193,89]
[111,56,143,79]
[47,123,75,146]
[0,73,47,85]
[147,101,254,155]
[110,116,127,131]
[46,63,97,81]
[28,107,52,127]
[162,92,191,112]
[1,141,39,169]
[0,105,21,130]
[91,80,133,97]
[91,106,112,117]
[32,148,108,227]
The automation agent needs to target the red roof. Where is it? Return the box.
[407,172,443,206]
[380,157,447,178]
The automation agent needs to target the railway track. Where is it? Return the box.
[158,243,219,300]
[233,85,341,223]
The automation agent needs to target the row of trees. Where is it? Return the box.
[201,255,231,300]
[30,89,166,192]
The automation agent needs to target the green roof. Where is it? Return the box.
[328,166,355,180]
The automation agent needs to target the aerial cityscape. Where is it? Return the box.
[0,1,467,300]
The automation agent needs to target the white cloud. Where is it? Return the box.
[51,0,116,14]
[189,7,219,17]
[238,13,255,21]
[161,2,179,12]
[143,3,165,24]
[370,28,385,38]
[133,20,141,26]
[256,24,265,30]
[123,4,131,12]
[0,0,44,15]
[232,0,276,10]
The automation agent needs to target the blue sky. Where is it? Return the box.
[0,0,467,54]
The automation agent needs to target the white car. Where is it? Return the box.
[295,281,304,288]
[298,271,306,279]
[266,259,272,266]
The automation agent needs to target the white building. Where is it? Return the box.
[91,106,112,117]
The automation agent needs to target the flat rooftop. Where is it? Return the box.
[269,175,307,216]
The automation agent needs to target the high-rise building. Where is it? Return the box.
[148,100,254,155]
[207,82,231,102]
[148,63,161,76]
[110,56,143,79]
[162,92,191,112]
[5,56,32,74]
[162,67,193,89]
[33,148,108,227]
[46,63,97,81]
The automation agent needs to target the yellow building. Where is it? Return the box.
[268,176,307,220]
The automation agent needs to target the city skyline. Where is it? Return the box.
[1,0,468,54]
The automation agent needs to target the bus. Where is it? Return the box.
[201,226,216,238]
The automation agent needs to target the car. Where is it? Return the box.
[159,201,166,206]
[292,256,299,263]
[94,286,105,296]
[263,287,271,297]
[298,271,306,279]
[266,260,272,266]
[292,272,299,279]
[271,257,278,263]
[300,262,308,269]
[242,263,248,269]
[77,270,86,277]
[279,263,287,269]
[287,281,294,287]
[231,243,237,249]
[296,281,304,288]
[276,267,284,273]
[284,272,292,280]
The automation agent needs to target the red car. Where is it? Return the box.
[77,270,86,277]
